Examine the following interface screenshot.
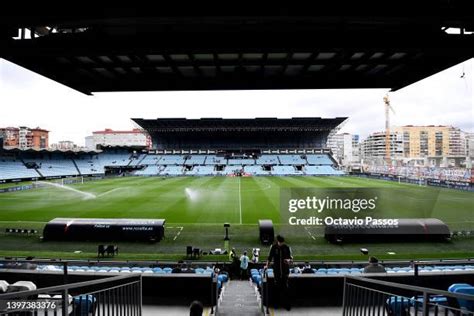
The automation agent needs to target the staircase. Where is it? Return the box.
[71,159,81,175]
[217,280,263,316]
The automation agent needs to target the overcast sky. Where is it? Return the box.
[1,58,473,146]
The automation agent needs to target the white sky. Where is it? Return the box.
[1,58,473,146]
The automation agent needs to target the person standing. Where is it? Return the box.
[265,235,293,311]
[229,248,239,277]
[240,251,249,280]
[363,256,386,273]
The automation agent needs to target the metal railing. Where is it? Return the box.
[2,257,473,274]
[0,274,142,316]
[342,276,474,316]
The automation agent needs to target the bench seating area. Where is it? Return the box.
[74,156,103,175]
[23,159,79,177]
[306,154,333,165]
[0,159,39,179]
[156,155,186,165]
[186,166,216,175]
[1,153,342,180]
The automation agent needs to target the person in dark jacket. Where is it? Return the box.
[363,256,386,273]
[265,235,293,311]
[189,300,203,316]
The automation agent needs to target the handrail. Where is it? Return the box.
[0,274,140,299]
[345,275,474,301]
[2,257,473,268]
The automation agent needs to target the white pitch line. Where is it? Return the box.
[304,227,316,240]
[173,226,184,241]
[96,187,125,198]
[238,177,242,225]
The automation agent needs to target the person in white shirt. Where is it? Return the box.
[240,251,250,280]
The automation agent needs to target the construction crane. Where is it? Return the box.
[383,94,395,165]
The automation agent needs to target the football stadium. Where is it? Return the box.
[1,5,474,316]
[0,118,473,262]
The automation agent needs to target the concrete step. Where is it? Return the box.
[217,280,263,316]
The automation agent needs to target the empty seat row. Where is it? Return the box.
[32,264,220,275]
[0,160,40,179]
[306,154,333,165]
[248,265,474,281]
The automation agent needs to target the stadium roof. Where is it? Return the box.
[1,4,473,95]
[133,117,346,150]
[0,147,98,154]
[133,117,347,132]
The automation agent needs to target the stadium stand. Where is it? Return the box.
[278,154,306,165]
[74,155,103,175]
[223,165,243,175]
[256,155,279,165]
[186,165,216,176]
[128,153,146,166]
[134,165,161,176]
[306,165,344,175]
[96,153,131,167]
[244,165,271,175]
[156,155,185,165]
[159,165,184,176]
[184,155,206,165]
[0,152,344,180]
[136,154,161,165]
[23,158,79,177]
[306,154,333,165]
[0,118,350,180]
[0,157,40,179]
[204,155,226,165]
[226,158,256,165]
[272,165,301,175]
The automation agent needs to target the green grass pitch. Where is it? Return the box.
[0,176,472,261]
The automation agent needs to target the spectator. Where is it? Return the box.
[172,261,184,273]
[23,256,37,270]
[229,248,239,278]
[240,251,249,280]
[189,300,203,316]
[252,248,260,263]
[266,234,293,311]
[292,266,302,274]
[363,257,386,273]
[302,262,313,274]
[229,248,237,261]
[182,263,195,274]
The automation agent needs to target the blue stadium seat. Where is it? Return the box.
[448,283,472,292]
[74,294,96,316]
[386,296,411,315]
[452,286,474,312]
